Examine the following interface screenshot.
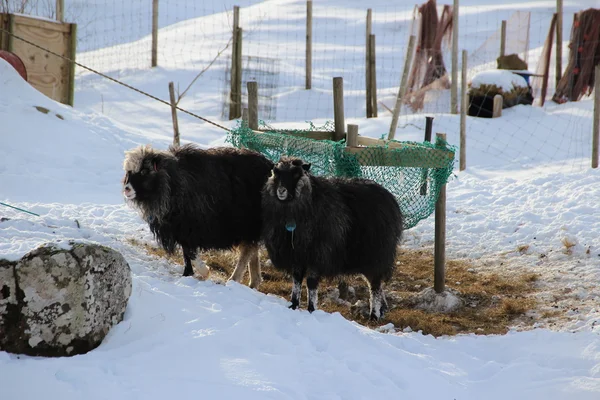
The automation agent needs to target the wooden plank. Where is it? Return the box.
[369,34,377,118]
[592,65,600,168]
[500,20,506,57]
[56,0,64,23]
[434,133,447,293]
[450,0,459,114]
[365,8,372,118]
[11,15,70,33]
[305,0,312,89]
[11,16,72,104]
[346,124,358,147]
[460,49,467,171]
[152,0,158,67]
[247,81,258,130]
[256,129,335,141]
[67,23,76,106]
[388,34,416,140]
[345,146,453,169]
[333,77,345,141]
[168,82,180,147]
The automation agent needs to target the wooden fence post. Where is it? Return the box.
[460,49,467,171]
[365,9,373,118]
[592,65,600,168]
[369,34,377,118]
[556,0,563,88]
[333,77,345,142]
[229,6,242,120]
[434,133,447,294]
[388,35,416,140]
[500,20,506,58]
[346,124,358,147]
[492,94,503,118]
[168,82,180,147]
[242,108,249,126]
[450,0,459,114]
[152,0,158,67]
[306,0,312,89]
[419,116,434,196]
[56,0,64,22]
[247,81,259,130]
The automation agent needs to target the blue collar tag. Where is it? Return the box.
[285,220,296,232]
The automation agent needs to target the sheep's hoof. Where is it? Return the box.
[308,304,315,313]
[369,311,382,321]
[249,277,262,290]
[182,269,194,277]
[289,302,299,310]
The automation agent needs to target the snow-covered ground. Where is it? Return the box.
[2,0,600,397]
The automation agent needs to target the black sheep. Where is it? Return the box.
[122,143,273,288]
[261,156,403,319]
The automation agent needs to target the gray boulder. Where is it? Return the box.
[0,242,132,357]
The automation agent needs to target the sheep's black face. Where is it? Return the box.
[122,158,162,203]
[267,157,311,202]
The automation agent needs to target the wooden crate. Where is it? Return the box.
[0,13,76,106]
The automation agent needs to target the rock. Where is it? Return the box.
[0,242,132,357]
[411,287,464,314]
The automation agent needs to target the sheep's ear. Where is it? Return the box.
[302,163,311,172]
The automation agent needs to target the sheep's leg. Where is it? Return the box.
[182,251,194,277]
[289,272,304,310]
[380,291,389,315]
[306,274,320,313]
[228,242,254,284]
[368,279,385,320]
[182,247,209,279]
[247,245,262,289]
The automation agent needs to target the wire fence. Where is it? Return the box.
[3,0,597,169]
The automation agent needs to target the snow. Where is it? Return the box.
[2,0,600,398]
[471,69,529,92]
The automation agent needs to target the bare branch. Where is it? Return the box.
[176,36,233,105]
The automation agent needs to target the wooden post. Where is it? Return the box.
[420,116,434,196]
[247,81,259,131]
[152,0,158,67]
[369,34,377,118]
[434,133,447,294]
[450,0,459,114]
[460,50,467,171]
[365,9,373,118]
[168,82,180,147]
[346,124,358,147]
[556,0,563,88]
[333,77,345,141]
[492,94,503,118]
[592,65,600,168]
[56,0,64,22]
[229,6,241,120]
[500,20,506,58]
[306,0,312,89]
[540,14,557,107]
[242,108,249,126]
[67,23,77,107]
[388,35,416,140]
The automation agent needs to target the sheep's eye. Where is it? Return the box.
[140,169,148,176]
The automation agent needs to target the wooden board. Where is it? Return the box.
[345,146,454,169]
[0,13,75,106]
[247,129,453,169]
